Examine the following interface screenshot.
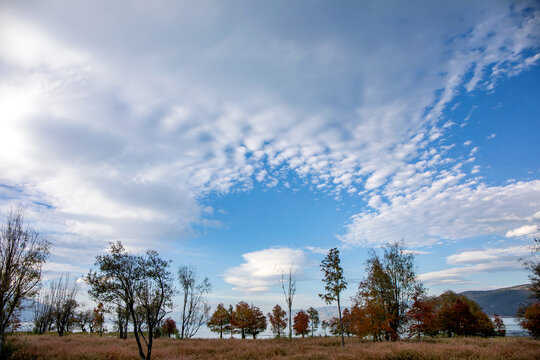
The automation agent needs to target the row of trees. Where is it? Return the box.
[207,303,321,339]
[321,291,505,339]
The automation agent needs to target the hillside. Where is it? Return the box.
[461,284,535,317]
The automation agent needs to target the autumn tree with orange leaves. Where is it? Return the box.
[406,295,437,338]
[231,302,267,339]
[268,304,287,338]
[207,303,230,339]
[161,318,177,338]
[293,310,309,338]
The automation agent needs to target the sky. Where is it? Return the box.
[1,0,540,321]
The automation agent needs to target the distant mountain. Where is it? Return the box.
[460,284,535,317]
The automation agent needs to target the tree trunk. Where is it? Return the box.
[147,325,153,360]
[129,304,147,360]
[337,294,344,347]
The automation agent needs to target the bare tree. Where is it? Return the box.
[177,265,211,339]
[0,207,50,353]
[281,265,296,339]
[32,291,54,334]
[50,274,79,336]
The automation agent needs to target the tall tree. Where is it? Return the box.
[319,248,347,347]
[208,303,230,339]
[281,266,296,339]
[0,207,50,354]
[87,242,174,360]
[50,274,79,336]
[306,307,319,337]
[177,265,211,339]
[357,242,424,340]
[293,310,309,338]
[268,304,287,338]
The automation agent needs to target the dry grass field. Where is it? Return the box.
[6,334,540,360]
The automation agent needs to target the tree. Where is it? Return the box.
[356,242,424,340]
[245,305,266,339]
[87,242,174,360]
[518,303,540,338]
[293,310,309,338]
[406,295,437,338]
[224,305,237,338]
[93,303,105,335]
[50,274,79,336]
[231,301,266,339]
[114,304,129,339]
[518,237,540,338]
[493,314,505,337]
[32,291,54,334]
[161,317,178,338]
[522,237,540,300]
[0,207,50,353]
[177,265,211,339]
[321,320,329,336]
[306,307,319,337]
[319,248,347,347]
[281,266,296,340]
[75,309,94,333]
[341,308,352,337]
[208,303,230,339]
[231,301,251,339]
[268,304,287,338]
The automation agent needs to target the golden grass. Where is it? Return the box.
[8,333,540,360]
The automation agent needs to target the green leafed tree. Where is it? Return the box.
[356,242,424,341]
[87,241,174,360]
[306,307,319,337]
[319,247,347,347]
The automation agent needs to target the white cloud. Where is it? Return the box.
[487,133,497,139]
[403,249,431,255]
[463,140,472,146]
[222,248,309,292]
[506,224,539,237]
[305,246,331,255]
[342,180,540,247]
[419,245,529,286]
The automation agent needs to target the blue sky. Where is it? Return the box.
[0,0,539,314]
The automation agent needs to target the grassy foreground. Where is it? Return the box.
[7,334,540,360]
